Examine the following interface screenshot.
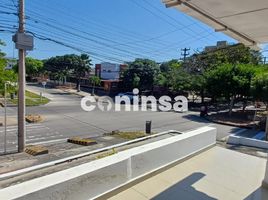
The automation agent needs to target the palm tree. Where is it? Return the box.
[74,54,92,92]
[89,75,101,95]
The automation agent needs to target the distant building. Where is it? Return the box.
[204,41,228,52]
[95,62,127,80]
[94,62,127,95]
[5,58,17,70]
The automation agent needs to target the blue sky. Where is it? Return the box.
[1,0,264,64]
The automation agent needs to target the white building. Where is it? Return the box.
[95,62,127,80]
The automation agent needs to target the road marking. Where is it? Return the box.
[26,134,64,141]
[0,126,48,133]
[29,138,68,145]
[0,124,44,129]
[0,129,17,133]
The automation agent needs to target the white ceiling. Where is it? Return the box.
[162,0,268,49]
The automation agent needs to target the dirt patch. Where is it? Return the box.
[105,130,150,140]
[206,110,258,128]
[25,114,43,123]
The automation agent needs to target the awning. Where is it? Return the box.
[162,0,268,49]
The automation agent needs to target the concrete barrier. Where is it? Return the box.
[263,159,268,188]
[228,135,268,149]
[0,126,216,200]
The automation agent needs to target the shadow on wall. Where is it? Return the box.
[152,172,217,200]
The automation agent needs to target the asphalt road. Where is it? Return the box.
[0,85,244,152]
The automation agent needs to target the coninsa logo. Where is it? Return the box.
[81,88,188,112]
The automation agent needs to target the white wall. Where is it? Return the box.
[0,126,216,200]
[228,135,268,149]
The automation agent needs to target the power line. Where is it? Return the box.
[23,10,167,59]
[131,0,215,44]
[27,0,172,48]
[130,0,179,28]
[143,0,221,41]
[25,0,218,60]
[26,31,129,63]
[24,7,169,52]
[1,0,224,64]
[26,21,152,61]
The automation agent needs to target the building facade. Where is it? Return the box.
[95,62,127,80]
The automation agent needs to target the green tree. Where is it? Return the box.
[169,68,192,92]
[89,75,101,95]
[159,59,179,73]
[14,57,43,78]
[205,64,255,115]
[73,54,92,91]
[186,43,261,73]
[154,73,168,87]
[122,58,159,90]
[0,40,17,95]
[251,67,268,110]
[189,75,206,103]
[44,55,72,84]
[157,60,192,93]
[44,54,92,90]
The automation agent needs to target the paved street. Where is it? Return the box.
[0,85,243,153]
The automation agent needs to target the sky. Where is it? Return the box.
[0,0,266,65]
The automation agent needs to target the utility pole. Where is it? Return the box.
[18,0,26,152]
[12,0,33,152]
[181,48,190,62]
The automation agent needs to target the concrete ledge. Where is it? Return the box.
[0,126,216,200]
[67,137,97,146]
[25,145,49,156]
[228,134,268,149]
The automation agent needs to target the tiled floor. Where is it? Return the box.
[108,147,268,200]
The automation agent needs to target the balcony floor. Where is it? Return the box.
[107,146,268,200]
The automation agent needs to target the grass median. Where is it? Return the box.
[9,90,50,106]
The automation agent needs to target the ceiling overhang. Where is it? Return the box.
[162,0,268,50]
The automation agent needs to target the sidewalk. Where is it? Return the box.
[26,84,98,99]
[60,88,93,98]
[104,146,268,200]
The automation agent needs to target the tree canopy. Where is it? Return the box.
[44,54,92,89]
[0,40,17,95]
[14,57,43,77]
[122,58,159,90]
[185,43,262,73]
[205,64,255,100]
[251,67,268,108]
